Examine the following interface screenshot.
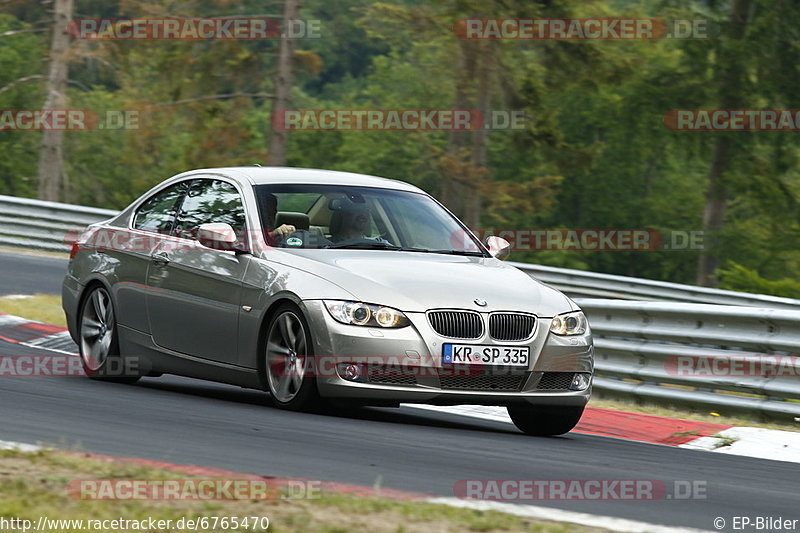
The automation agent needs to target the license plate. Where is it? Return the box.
[442,344,530,367]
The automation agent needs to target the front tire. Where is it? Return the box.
[507,404,585,436]
[78,286,140,384]
[264,303,321,411]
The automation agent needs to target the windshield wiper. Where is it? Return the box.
[323,242,485,256]
[324,241,402,250]
[427,249,485,256]
[396,247,485,256]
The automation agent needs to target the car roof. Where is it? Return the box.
[176,166,426,193]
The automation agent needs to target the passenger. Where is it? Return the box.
[330,203,371,242]
[328,198,391,245]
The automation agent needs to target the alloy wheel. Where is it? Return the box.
[80,287,115,372]
[266,311,309,403]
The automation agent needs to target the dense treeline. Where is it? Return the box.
[2,0,800,295]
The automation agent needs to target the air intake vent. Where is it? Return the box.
[439,374,525,391]
[536,372,575,391]
[489,313,536,341]
[428,311,484,339]
[368,374,417,386]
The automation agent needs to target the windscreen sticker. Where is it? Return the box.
[286,237,303,246]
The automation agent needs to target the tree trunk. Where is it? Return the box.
[465,40,493,230]
[36,0,73,201]
[442,40,478,218]
[696,140,729,285]
[267,0,299,166]
[695,0,751,286]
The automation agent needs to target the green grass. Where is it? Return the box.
[591,395,800,432]
[0,245,70,260]
[0,448,607,533]
[0,293,66,327]
[710,435,739,449]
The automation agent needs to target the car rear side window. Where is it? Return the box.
[133,182,188,232]
[174,179,247,240]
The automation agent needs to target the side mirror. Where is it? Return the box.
[485,235,511,260]
[197,223,243,252]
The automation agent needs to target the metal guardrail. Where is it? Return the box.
[4,193,800,309]
[0,194,117,252]
[1,194,798,419]
[578,299,800,421]
[511,262,800,309]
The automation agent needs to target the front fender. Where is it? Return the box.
[236,256,357,369]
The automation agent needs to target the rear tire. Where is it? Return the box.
[78,286,140,384]
[507,404,585,436]
[264,303,321,411]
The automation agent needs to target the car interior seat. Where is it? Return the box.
[274,211,310,231]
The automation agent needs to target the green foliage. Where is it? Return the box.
[717,263,800,299]
[2,0,800,289]
[0,14,45,197]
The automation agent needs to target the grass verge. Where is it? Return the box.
[590,395,799,432]
[0,245,69,259]
[0,293,66,327]
[0,447,606,533]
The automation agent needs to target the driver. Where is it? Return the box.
[261,193,297,244]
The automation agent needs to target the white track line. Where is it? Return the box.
[426,497,708,533]
[679,426,800,464]
[403,403,513,423]
[0,314,29,327]
[404,404,800,464]
[0,440,42,452]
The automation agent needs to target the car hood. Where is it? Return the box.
[267,249,572,316]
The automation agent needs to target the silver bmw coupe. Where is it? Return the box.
[62,167,593,435]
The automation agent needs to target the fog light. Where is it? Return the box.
[338,363,362,381]
[569,373,591,391]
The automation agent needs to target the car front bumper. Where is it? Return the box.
[301,300,593,407]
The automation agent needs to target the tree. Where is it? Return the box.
[695,0,752,286]
[36,0,72,201]
[267,0,299,166]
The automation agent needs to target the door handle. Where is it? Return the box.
[151,251,171,265]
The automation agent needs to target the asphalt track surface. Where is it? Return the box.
[1,250,797,531]
[0,250,67,295]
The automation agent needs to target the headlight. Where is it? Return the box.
[549,311,587,336]
[324,300,410,328]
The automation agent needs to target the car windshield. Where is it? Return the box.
[254,184,485,255]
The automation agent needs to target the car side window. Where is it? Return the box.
[174,179,247,240]
[133,182,188,232]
